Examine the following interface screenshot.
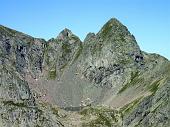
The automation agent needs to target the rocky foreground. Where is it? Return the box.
[0,18,170,127]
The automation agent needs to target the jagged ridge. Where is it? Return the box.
[0,18,170,127]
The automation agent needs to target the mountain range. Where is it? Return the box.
[0,18,170,127]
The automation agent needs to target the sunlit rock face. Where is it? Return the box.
[0,17,170,127]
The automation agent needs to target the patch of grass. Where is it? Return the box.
[80,106,114,116]
[51,107,59,117]
[119,58,131,65]
[59,63,68,71]
[0,25,17,36]
[119,34,125,42]
[81,107,114,127]
[62,43,71,53]
[87,113,112,127]
[48,68,57,80]
[73,44,83,62]
[120,97,142,115]
[2,101,27,108]
[100,21,113,39]
[80,107,99,115]
[80,106,121,127]
[43,44,57,66]
[118,71,140,94]
[71,35,80,41]
[148,79,162,95]
[92,43,102,55]
[130,71,139,81]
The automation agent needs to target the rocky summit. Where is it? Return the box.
[0,18,170,127]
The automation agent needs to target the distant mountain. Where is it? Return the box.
[0,18,169,127]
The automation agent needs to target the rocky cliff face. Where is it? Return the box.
[0,18,169,127]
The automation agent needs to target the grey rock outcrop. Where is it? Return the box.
[0,25,63,127]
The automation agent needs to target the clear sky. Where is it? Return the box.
[1,0,170,59]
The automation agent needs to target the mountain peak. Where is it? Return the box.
[57,28,73,40]
[97,18,129,39]
[107,18,122,25]
[84,32,96,42]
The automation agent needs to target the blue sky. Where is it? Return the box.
[1,0,170,59]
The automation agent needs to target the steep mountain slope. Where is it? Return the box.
[0,18,169,127]
[0,25,64,127]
